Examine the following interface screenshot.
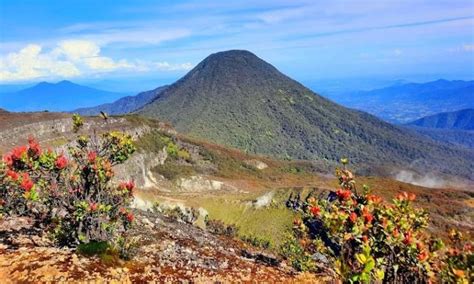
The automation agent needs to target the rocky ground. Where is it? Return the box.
[0,210,328,283]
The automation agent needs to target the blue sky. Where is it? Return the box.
[0,0,473,91]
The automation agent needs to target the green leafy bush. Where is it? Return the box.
[0,115,136,252]
[153,163,195,180]
[280,235,316,272]
[241,234,272,249]
[166,142,179,158]
[439,230,473,283]
[78,241,110,256]
[161,205,198,224]
[177,149,191,161]
[205,217,239,237]
[284,161,473,283]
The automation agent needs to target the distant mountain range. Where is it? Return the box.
[0,82,35,93]
[403,109,474,149]
[327,79,474,123]
[0,80,128,112]
[407,108,474,130]
[136,50,474,179]
[73,85,168,116]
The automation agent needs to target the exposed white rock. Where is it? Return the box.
[131,196,155,211]
[114,147,168,189]
[244,159,268,170]
[252,191,274,208]
[198,207,208,218]
[177,176,224,192]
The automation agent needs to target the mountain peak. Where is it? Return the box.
[36,81,53,87]
[57,80,75,85]
[207,49,259,59]
[197,50,272,70]
[2,81,126,112]
[35,80,75,88]
[184,49,281,84]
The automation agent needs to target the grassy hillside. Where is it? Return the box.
[130,117,473,248]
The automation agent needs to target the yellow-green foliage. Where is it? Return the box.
[49,137,68,147]
[136,131,192,162]
[195,197,294,248]
[153,163,195,181]
[135,131,172,153]
[166,142,179,157]
[177,149,191,161]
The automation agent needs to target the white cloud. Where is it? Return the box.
[0,40,194,82]
[257,7,307,24]
[54,40,133,70]
[83,57,132,70]
[56,40,100,60]
[153,62,194,71]
[393,49,403,56]
[0,44,81,81]
[447,43,474,53]
[462,44,474,52]
[57,23,192,47]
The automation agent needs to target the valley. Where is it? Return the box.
[326,80,474,124]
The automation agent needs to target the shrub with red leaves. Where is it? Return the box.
[0,115,136,248]
[282,160,472,283]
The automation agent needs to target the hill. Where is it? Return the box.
[327,79,474,123]
[73,85,168,116]
[137,50,474,179]
[405,126,474,149]
[0,80,127,112]
[407,108,474,130]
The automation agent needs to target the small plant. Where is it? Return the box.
[166,142,179,158]
[161,205,199,224]
[78,241,110,256]
[114,235,140,260]
[241,235,272,249]
[72,113,84,133]
[177,148,191,161]
[439,229,473,283]
[280,234,317,272]
[205,217,239,237]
